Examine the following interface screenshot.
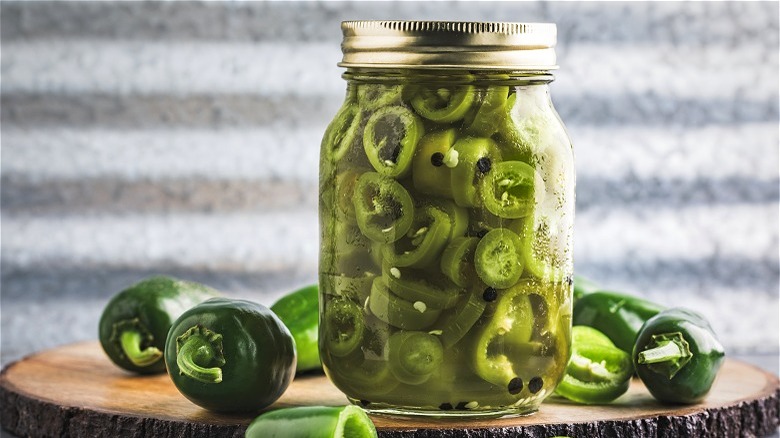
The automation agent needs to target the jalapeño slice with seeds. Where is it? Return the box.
[358,84,403,111]
[324,299,366,357]
[472,283,535,387]
[410,85,475,123]
[352,172,414,244]
[382,205,451,269]
[387,331,444,385]
[475,228,524,289]
[323,103,362,163]
[480,161,536,219]
[363,106,423,178]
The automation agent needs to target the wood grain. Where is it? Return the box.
[1,342,778,437]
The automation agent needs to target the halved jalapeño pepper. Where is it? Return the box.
[555,326,632,404]
[352,172,414,243]
[363,106,423,178]
[450,137,501,207]
[472,283,535,388]
[388,331,444,385]
[245,405,377,438]
[368,277,441,330]
[384,266,461,310]
[382,205,451,268]
[323,103,361,163]
[464,86,510,137]
[479,161,535,219]
[412,129,457,198]
[410,85,475,123]
[475,228,524,289]
[440,236,479,288]
[323,299,365,357]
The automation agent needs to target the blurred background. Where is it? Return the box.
[1,1,778,374]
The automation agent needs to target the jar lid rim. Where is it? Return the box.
[339,20,558,70]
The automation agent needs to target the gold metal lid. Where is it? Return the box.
[340,20,557,70]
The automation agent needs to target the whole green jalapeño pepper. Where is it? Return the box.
[271,285,321,373]
[165,298,296,413]
[555,326,633,404]
[246,405,378,438]
[573,275,601,303]
[633,308,725,404]
[98,276,219,374]
[573,290,666,353]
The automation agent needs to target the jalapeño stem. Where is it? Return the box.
[119,330,162,367]
[176,325,225,384]
[636,331,692,379]
[638,340,683,364]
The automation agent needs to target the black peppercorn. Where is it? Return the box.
[476,157,492,173]
[507,377,524,394]
[482,287,498,302]
[528,377,544,394]
[431,152,444,167]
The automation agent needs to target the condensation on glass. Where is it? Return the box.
[318,20,575,418]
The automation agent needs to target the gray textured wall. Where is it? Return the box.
[1,2,778,368]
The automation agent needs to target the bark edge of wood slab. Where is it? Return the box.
[0,341,778,438]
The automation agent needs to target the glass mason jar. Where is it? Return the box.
[319,21,574,418]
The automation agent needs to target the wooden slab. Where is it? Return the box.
[1,342,778,437]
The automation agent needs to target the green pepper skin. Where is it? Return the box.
[572,275,600,303]
[245,405,378,438]
[165,298,296,413]
[98,276,220,374]
[271,285,321,373]
[633,308,725,404]
[572,290,666,354]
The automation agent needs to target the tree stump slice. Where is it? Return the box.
[1,342,778,437]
